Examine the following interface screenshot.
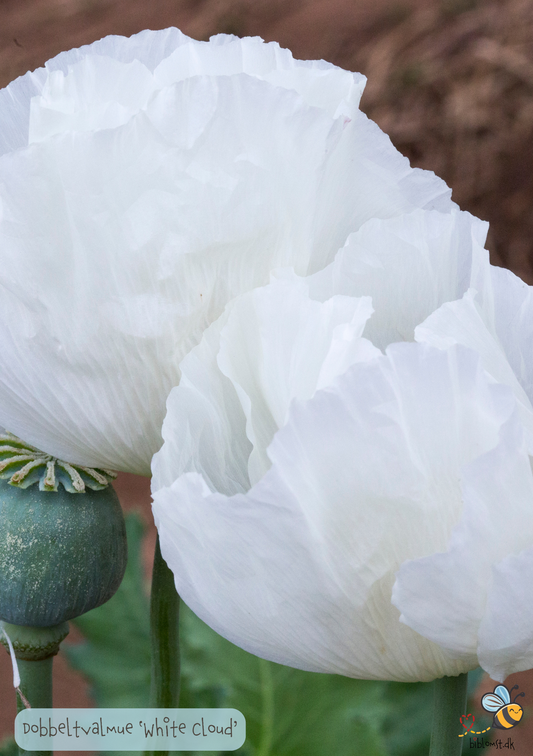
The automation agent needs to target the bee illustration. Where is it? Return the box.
[481,684,525,730]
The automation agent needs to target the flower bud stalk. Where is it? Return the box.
[17,657,53,756]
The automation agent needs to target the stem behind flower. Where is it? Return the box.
[146,535,180,756]
[429,672,468,756]
[256,658,275,756]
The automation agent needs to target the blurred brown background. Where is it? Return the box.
[2,0,533,281]
[1,0,533,752]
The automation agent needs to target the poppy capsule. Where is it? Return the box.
[0,462,127,630]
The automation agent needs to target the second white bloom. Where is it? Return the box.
[151,205,532,681]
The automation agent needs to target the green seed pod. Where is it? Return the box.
[0,471,127,627]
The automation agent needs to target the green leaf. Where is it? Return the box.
[180,607,386,756]
[179,603,390,756]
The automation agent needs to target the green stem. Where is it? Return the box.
[146,535,180,756]
[17,657,53,756]
[429,672,468,756]
[256,658,275,756]
[1,622,67,756]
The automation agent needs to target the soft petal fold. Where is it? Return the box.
[150,310,252,496]
[307,124,455,274]
[415,260,533,443]
[416,285,533,448]
[306,208,488,349]
[478,547,533,681]
[152,343,514,681]
[0,27,191,155]
[393,412,533,680]
[480,265,533,405]
[28,56,158,143]
[152,275,378,492]
[217,276,378,484]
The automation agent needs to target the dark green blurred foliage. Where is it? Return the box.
[64,514,482,756]
[0,738,17,756]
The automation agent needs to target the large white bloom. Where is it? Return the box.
[0,28,452,475]
[151,206,533,682]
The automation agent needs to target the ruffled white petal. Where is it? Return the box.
[150,308,252,496]
[217,276,378,484]
[307,119,455,274]
[0,27,192,155]
[152,343,514,681]
[28,56,158,144]
[480,265,533,405]
[152,275,378,492]
[393,412,533,681]
[478,546,533,681]
[416,286,533,450]
[154,33,367,119]
[0,28,366,156]
[415,260,533,445]
[306,208,488,350]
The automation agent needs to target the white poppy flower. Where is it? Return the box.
[0,28,453,475]
[151,269,522,682]
[151,180,533,681]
